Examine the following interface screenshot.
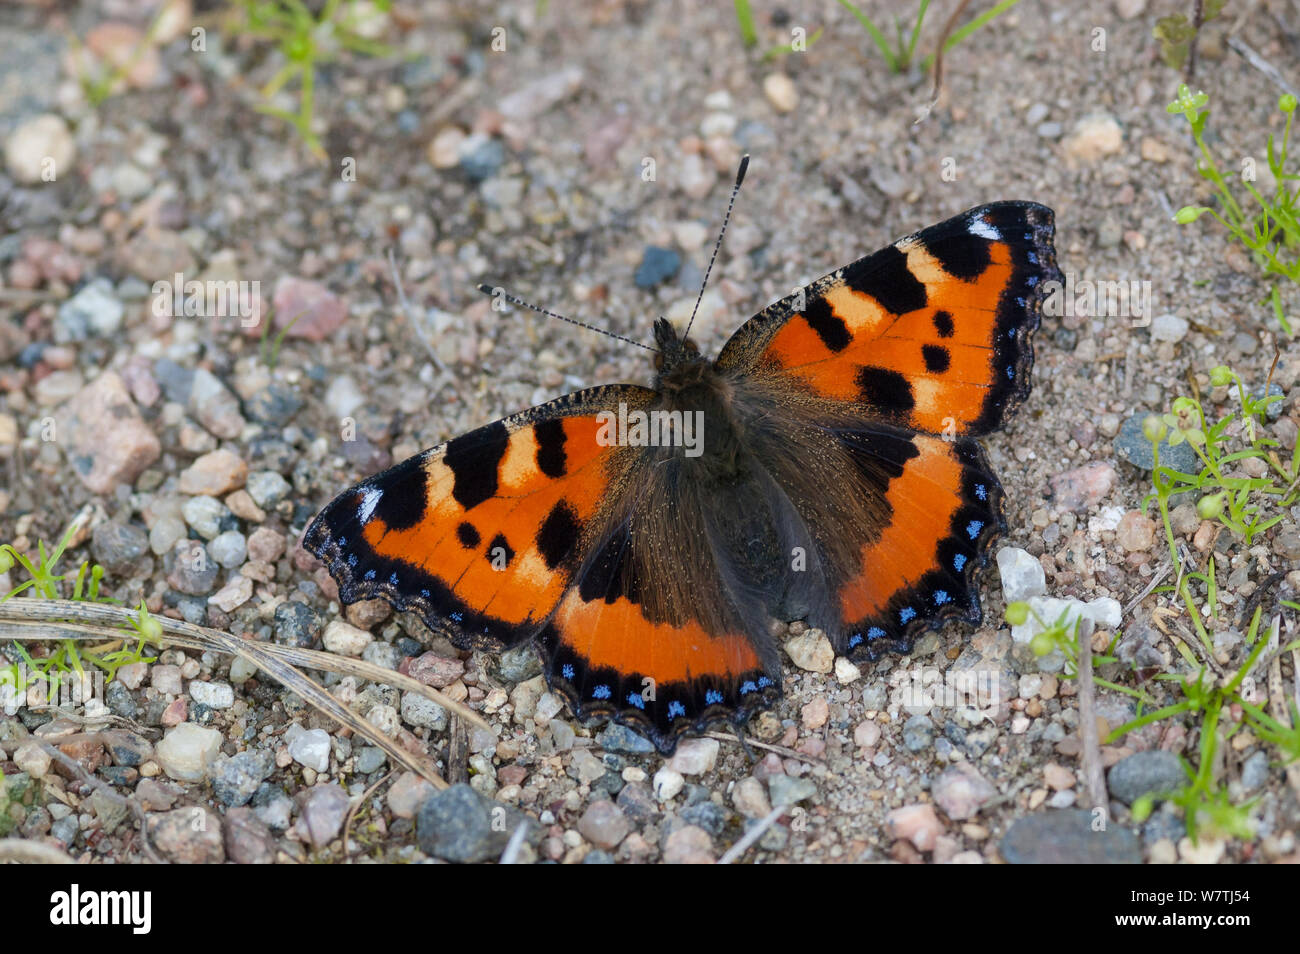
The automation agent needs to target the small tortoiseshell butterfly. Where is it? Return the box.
[305,157,1060,753]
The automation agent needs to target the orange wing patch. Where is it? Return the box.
[304,386,653,650]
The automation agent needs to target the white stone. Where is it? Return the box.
[155,722,222,781]
[784,629,834,673]
[322,619,373,656]
[667,738,719,775]
[997,546,1046,603]
[287,726,331,772]
[5,114,75,184]
[189,681,234,709]
[653,767,684,800]
[834,657,862,684]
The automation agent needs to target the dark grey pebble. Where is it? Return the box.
[596,723,655,755]
[634,246,681,288]
[416,783,538,863]
[1114,412,1199,473]
[1001,810,1141,863]
[1108,750,1187,805]
[214,749,275,807]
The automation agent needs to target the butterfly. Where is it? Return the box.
[304,157,1060,754]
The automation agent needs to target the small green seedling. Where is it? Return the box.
[1169,85,1300,334]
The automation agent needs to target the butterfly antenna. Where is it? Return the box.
[474,284,657,352]
[683,153,749,341]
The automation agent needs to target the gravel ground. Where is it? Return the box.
[1,0,1299,864]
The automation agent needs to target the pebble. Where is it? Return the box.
[355,746,387,775]
[768,774,816,807]
[179,449,248,496]
[272,276,348,342]
[801,696,829,729]
[886,804,944,852]
[933,764,998,820]
[668,738,720,775]
[1116,510,1156,552]
[62,372,161,493]
[181,495,229,540]
[428,126,466,169]
[206,530,246,566]
[498,644,543,682]
[5,113,75,184]
[223,807,275,864]
[1241,750,1269,792]
[154,722,222,781]
[296,783,350,849]
[400,691,448,731]
[1250,383,1285,420]
[1108,751,1186,804]
[578,800,630,850]
[762,72,798,112]
[190,681,234,709]
[732,776,770,817]
[1048,460,1116,512]
[14,741,51,778]
[681,801,726,836]
[91,520,149,573]
[1149,313,1189,343]
[246,470,291,508]
[322,619,373,656]
[784,629,834,673]
[151,664,183,695]
[997,546,1047,603]
[388,772,436,818]
[653,767,684,800]
[1002,810,1141,863]
[662,824,715,864]
[1010,595,1121,670]
[1062,114,1123,162]
[189,368,246,439]
[902,715,935,752]
[1115,412,1198,473]
[274,600,319,647]
[287,726,331,772]
[596,723,656,755]
[243,384,303,427]
[634,246,681,288]
[458,134,505,181]
[417,783,534,863]
[853,720,881,748]
[213,749,274,806]
[246,526,286,562]
[834,657,861,684]
[149,807,225,863]
[55,278,124,341]
[408,651,465,687]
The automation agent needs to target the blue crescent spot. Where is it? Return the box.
[336,536,347,548]
[562,663,575,680]
[740,680,757,695]
[346,554,358,567]
[1016,296,1027,307]
[1027,251,1038,264]
[420,589,430,598]
[363,569,376,581]
[757,676,773,689]
[934,590,951,605]
[449,611,463,622]
[388,572,399,586]
[1026,275,1038,287]
[900,606,917,624]
[1006,365,1016,380]
[975,483,987,501]
[667,701,687,718]
[626,692,646,710]
[867,627,886,641]
[848,633,864,648]
[705,689,724,705]
[592,685,611,700]
[967,520,984,540]
[953,553,968,572]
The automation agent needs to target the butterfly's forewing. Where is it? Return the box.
[304,385,655,650]
[718,201,1059,437]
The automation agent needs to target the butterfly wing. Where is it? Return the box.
[717,201,1058,437]
[715,201,1058,658]
[304,385,657,651]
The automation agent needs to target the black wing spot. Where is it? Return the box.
[925,229,992,280]
[537,501,581,570]
[488,533,515,567]
[922,344,951,373]
[457,522,481,548]
[856,366,915,413]
[444,421,509,510]
[802,297,851,352]
[534,418,568,478]
[932,309,955,338]
[370,466,427,532]
[845,245,926,315]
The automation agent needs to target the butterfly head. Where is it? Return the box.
[653,316,705,371]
